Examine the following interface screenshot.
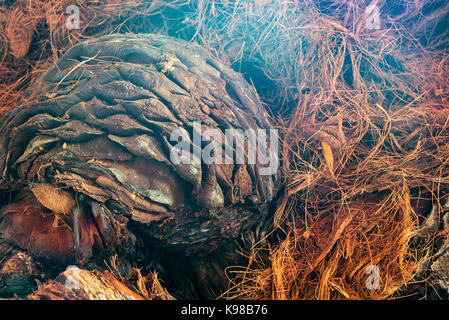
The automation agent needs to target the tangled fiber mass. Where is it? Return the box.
[0,0,449,299]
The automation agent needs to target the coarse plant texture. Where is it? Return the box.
[0,0,448,300]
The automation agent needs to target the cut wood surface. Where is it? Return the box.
[29,268,145,300]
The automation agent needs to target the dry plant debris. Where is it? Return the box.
[0,0,448,300]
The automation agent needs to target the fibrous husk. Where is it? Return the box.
[30,183,75,215]
[0,33,280,299]
[0,0,448,301]
[0,242,46,298]
[0,33,279,248]
[6,7,38,59]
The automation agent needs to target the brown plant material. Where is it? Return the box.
[134,268,175,300]
[30,183,75,215]
[0,190,76,264]
[321,141,334,176]
[0,0,448,300]
[0,188,107,265]
[6,7,37,59]
[0,32,279,298]
[29,268,145,300]
[0,33,279,249]
[0,243,46,297]
[0,0,189,117]
[206,0,449,300]
[226,189,420,299]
